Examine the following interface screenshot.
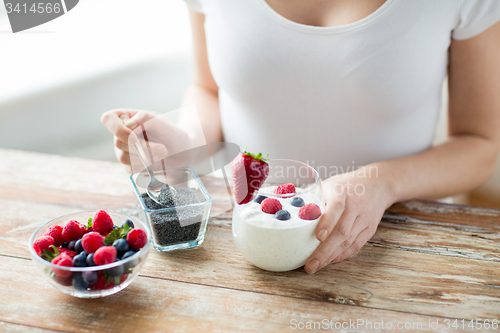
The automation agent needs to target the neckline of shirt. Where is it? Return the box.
[255,0,398,34]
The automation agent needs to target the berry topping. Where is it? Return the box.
[126,229,147,250]
[290,197,305,207]
[298,203,322,220]
[92,210,114,235]
[93,246,117,265]
[33,236,54,256]
[81,232,104,254]
[62,220,84,243]
[261,198,282,214]
[231,151,270,205]
[275,210,291,221]
[43,225,64,247]
[68,239,77,252]
[254,195,268,204]
[274,183,296,195]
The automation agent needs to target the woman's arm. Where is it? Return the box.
[101,10,222,168]
[306,21,500,274]
[179,10,222,143]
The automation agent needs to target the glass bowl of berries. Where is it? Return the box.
[29,210,151,298]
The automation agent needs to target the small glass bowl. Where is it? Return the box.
[29,211,151,298]
[130,166,212,252]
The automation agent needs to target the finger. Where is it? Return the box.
[305,210,357,274]
[101,111,134,143]
[325,218,369,264]
[114,146,131,165]
[330,227,375,263]
[123,110,159,133]
[316,195,346,242]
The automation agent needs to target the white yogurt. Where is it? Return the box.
[232,187,323,272]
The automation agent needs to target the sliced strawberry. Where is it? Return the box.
[231,151,269,205]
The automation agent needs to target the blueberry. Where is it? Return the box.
[122,250,136,260]
[86,253,95,266]
[254,195,267,204]
[113,225,118,229]
[68,240,77,252]
[275,210,291,221]
[290,197,305,207]
[82,270,98,285]
[113,238,130,258]
[121,219,134,229]
[106,260,124,277]
[61,241,68,249]
[75,239,84,254]
[122,250,139,270]
[72,273,88,291]
[73,252,87,267]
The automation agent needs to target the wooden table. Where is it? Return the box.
[1,148,499,332]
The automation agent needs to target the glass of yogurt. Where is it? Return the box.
[232,159,323,272]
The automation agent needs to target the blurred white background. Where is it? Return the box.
[0,0,498,206]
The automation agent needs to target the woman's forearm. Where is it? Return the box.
[372,134,499,205]
[180,84,223,144]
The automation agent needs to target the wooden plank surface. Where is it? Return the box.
[1,148,499,332]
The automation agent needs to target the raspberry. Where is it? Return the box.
[44,225,64,247]
[126,229,147,250]
[274,183,296,195]
[93,210,114,235]
[298,203,322,220]
[94,246,117,265]
[33,236,54,256]
[261,198,282,214]
[81,232,104,253]
[62,220,84,243]
[51,253,73,278]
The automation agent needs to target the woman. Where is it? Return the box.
[102,0,500,274]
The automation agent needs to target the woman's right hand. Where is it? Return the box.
[101,109,193,172]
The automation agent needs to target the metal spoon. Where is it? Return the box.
[132,134,177,206]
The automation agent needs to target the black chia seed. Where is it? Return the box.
[141,187,204,246]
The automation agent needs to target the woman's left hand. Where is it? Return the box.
[305,166,394,274]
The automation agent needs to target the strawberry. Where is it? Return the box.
[33,236,55,256]
[62,220,84,243]
[274,183,296,195]
[57,247,77,259]
[261,198,282,214]
[298,203,322,220]
[51,253,73,278]
[231,151,269,205]
[93,210,114,235]
[43,225,64,247]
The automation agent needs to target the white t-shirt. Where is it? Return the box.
[184,0,500,179]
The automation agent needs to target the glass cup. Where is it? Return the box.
[130,166,212,252]
[232,159,323,271]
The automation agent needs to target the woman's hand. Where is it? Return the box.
[101,109,194,172]
[305,167,395,274]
